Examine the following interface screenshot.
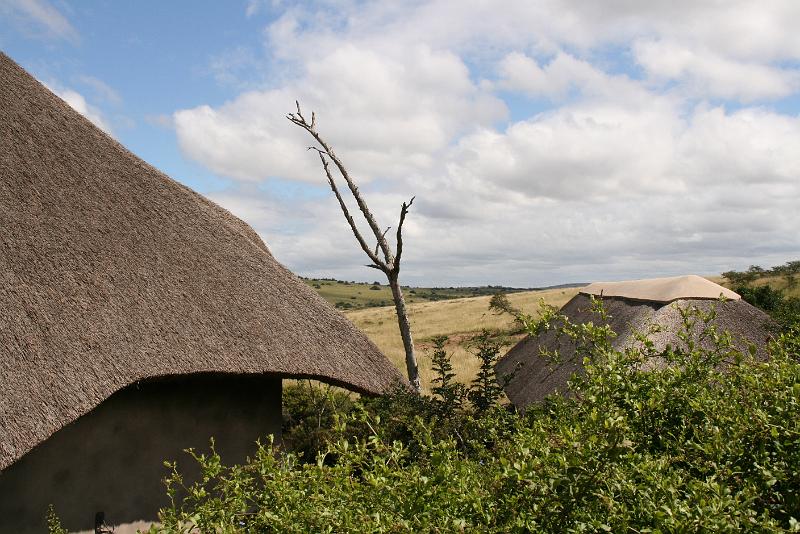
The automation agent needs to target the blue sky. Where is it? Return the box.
[2,0,800,286]
[0,1,275,193]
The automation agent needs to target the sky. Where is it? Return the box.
[2,0,799,287]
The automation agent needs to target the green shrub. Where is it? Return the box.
[465,331,511,413]
[138,303,800,533]
[736,283,800,331]
[46,505,68,534]
[736,284,788,313]
[429,335,465,416]
[281,381,357,462]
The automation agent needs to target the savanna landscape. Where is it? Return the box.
[3,1,800,533]
[305,278,580,387]
[147,265,800,532]
[305,265,800,392]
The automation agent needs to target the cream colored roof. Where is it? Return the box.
[579,275,740,303]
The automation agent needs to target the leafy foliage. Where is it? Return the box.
[281,381,358,462]
[46,505,68,534]
[489,292,517,316]
[723,260,800,297]
[354,330,518,458]
[738,283,790,312]
[736,283,800,331]
[429,335,465,415]
[723,261,800,285]
[465,331,512,413]
[489,291,526,334]
[54,302,800,534]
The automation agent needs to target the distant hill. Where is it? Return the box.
[301,277,541,311]
[531,282,588,290]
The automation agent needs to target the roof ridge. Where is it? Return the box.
[580,274,740,303]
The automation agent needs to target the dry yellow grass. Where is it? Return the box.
[716,274,800,299]
[753,276,800,298]
[345,287,580,391]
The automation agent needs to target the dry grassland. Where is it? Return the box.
[712,274,799,298]
[735,275,800,299]
[345,287,580,391]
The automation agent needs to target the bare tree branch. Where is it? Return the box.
[288,102,394,265]
[375,227,391,257]
[318,152,387,271]
[288,102,420,392]
[393,196,415,272]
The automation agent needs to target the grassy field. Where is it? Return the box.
[718,274,800,299]
[324,270,796,392]
[344,286,580,391]
[303,278,531,310]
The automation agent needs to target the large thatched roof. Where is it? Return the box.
[0,52,406,470]
[497,276,774,409]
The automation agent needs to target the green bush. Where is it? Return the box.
[723,260,800,285]
[281,381,358,462]
[46,505,68,534]
[127,303,800,533]
[736,283,800,331]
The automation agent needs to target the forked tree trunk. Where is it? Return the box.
[388,274,419,392]
[287,102,421,392]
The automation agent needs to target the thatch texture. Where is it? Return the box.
[497,280,774,409]
[581,274,740,302]
[0,53,406,471]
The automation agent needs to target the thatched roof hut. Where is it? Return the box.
[0,52,405,472]
[496,275,774,409]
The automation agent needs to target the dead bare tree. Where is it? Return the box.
[287,102,421,393]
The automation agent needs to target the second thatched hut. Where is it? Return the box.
[496,275,775,410]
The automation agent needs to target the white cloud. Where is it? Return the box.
[46,84,112,133]
[172,1,800,285]
[0,0,78,42]
[446,104,684,202]
[635,40,799,101]
[207,46,264,88]
[677,106,800,185]
[496,51,654,105]
[244,0,262,18]
[498,52,598,98]
[446,103,800,201]
[244,0,278,18]
[77,75,122,105]
[175,43,506,184]
[261,1,800,67]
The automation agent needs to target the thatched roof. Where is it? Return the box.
[581,274,740,302]
[0,52,406,470]
[497,277,774,409]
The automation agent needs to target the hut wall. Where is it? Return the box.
[0,374,281,533]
